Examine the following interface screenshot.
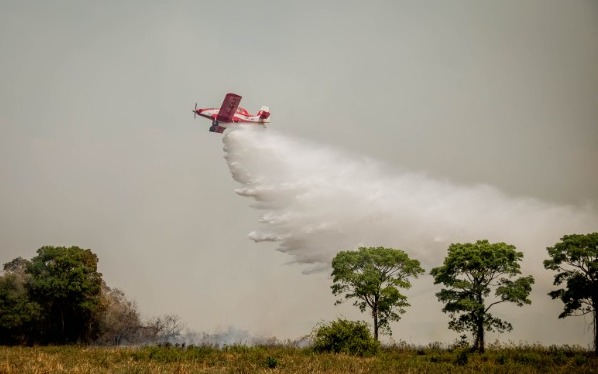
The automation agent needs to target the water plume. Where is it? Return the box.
[223,125,597,275]
[221,125,598,345]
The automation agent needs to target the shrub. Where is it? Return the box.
[454,349,468,366]
[495,353,507,365]
[311,318,380,356]
[265,356,278,369]
[513,352,542,365]
[574,354,587,366]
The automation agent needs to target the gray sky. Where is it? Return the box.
[1,1,597,346]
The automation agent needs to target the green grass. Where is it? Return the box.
[0,343,596,373]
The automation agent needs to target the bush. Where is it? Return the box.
[495,353,507,365]
[311,318,379,356]
[454,349,468,366]
[265,356,278,369]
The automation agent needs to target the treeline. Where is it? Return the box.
[327,233,598,354]
[0,246,183,346]
[1,232,596,353]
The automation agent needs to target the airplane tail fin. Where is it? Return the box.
[257,106,270,120]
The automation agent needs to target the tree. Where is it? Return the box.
[544,232,598,355]
[27,246,104,344]
[4,257,31,275]
[430,240,534,353]
[146,314,186,345]
[96,284,142,345]
[311,318,380,356]
[331,246,424,341]
[0,260,41,345]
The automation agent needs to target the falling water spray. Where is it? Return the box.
[223,125,596,272]
[221,125,597,345]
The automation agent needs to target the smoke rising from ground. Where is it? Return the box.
[222,125,597,345]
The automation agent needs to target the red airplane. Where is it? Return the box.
[193,93,271,133]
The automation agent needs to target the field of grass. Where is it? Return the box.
[0,343,596,373]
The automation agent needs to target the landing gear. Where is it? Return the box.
[209,120,218,132]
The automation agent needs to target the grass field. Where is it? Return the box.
[0,343,596,373]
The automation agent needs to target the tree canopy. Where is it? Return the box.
[0,265,40,345]
[26,246,104,344]
[0,246,183,346]
[544,232,598,354]
[430,240,534,353]
[331,246,424,340]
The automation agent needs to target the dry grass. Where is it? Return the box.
[0,344,596,373]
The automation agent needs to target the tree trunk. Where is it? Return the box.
[61,309,65,342]
[475,293,485,353]
[478,320,485,353]
[471,334,479,353]
[373,306,379,341]
[594,309,597,356]
[471,315,485,353]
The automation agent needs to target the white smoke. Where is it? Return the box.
[223,125,597,273]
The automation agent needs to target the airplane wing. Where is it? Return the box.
[216,93,242,122]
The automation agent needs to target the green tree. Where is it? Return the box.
[331,246,424,341]
[544,232,598,355]
[0,258,40,345]
[4,257,31,275]
[27,246,104,344]
[430,240,534,353]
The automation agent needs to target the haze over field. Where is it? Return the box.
[1,1,597,346]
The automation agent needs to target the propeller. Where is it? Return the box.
[193,103,197,119]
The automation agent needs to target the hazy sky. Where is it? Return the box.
[1,1,597,346]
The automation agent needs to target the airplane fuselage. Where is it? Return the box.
[196,107,270,127]
[193,93,270,133]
